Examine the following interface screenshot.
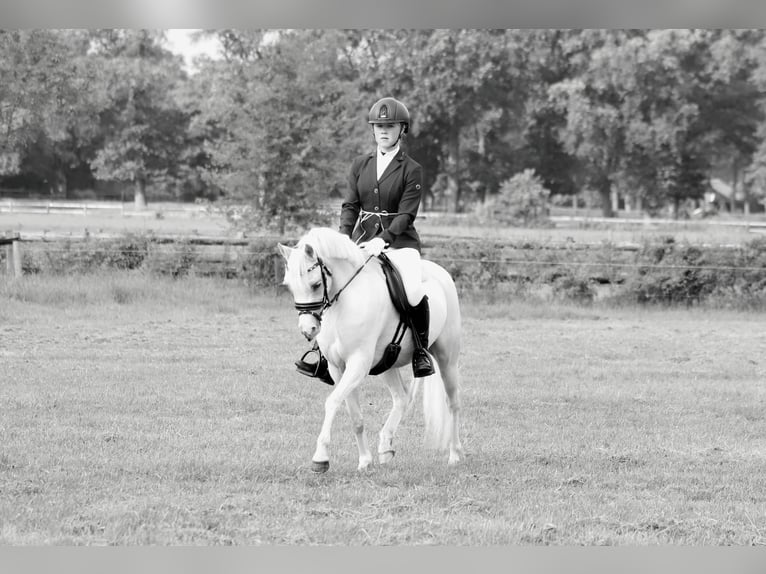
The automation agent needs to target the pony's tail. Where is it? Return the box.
[422,362,452,451]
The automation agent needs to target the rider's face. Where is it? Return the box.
[373,123,402,152]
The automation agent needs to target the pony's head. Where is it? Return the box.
[278,227,364,340]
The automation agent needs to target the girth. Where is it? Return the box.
[368,253,411,376]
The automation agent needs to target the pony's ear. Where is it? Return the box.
[277,243,293,261]
[304,244,315,258]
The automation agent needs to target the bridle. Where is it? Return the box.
[293,253,375,324]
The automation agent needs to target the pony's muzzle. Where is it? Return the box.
[298,313,321,341]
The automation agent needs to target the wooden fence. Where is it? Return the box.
[1,232,22,278]
[0,231,285,287]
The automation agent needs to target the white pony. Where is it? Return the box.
[278,227,464,473]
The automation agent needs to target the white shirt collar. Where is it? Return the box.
[376,145,399,180]
[377,145,400,158]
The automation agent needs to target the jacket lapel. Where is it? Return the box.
[377,150,404,184]
[360,153,377,190]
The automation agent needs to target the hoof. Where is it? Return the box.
[311,460,330,473]
[379,450,395,465]
[448,449,463,465]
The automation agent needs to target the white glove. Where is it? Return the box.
[361,237,386,256]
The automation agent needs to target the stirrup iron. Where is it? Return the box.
[295,345,335,386]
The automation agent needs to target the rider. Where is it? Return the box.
[338,96,434,379]
[294,96,434,384]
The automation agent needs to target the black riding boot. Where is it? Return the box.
[409,296,435,377]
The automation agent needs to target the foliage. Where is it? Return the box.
[0,30,100,192]
[487,169,551,226]
[20,235,150,275]
[3,29,766,223]
[193,30,366,234]
[87,30,192,208]
[626,235,766,306]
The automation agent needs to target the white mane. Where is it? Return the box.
[298,227,365,267]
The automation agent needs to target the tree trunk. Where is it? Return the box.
[598,178,614,218]
[610,187,619,215]
[742,173,750,218]
[445,128,460,213]
[134,178,148,210]
[50,168,67,198]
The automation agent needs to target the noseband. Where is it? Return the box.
[294,257,332,322]
[293,254,374,323]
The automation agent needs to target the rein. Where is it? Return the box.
[294,253,375,322]
[353,210,401,244]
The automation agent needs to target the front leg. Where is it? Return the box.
[312,353,371,473]
[345,387,373,471]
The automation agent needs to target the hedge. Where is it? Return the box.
[4,233,766,307]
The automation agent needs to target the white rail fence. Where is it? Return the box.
[0,199,209,217]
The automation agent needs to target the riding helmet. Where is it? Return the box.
[368,97,410,133]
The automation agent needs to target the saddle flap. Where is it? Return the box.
[377,253,410,316]
[369,342,401,376]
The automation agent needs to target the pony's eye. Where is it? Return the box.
[310,282,322,291]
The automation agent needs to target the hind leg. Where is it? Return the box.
[377,368,417,465]
[441,361,464,464]
[432,348,464,465]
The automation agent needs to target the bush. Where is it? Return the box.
[21,235,149,275]
[485,169,551,226]
[238,236,291,286]
[626,236,766,305]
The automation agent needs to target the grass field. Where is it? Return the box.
[1,273,765,545]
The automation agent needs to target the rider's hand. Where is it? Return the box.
[361,237,386,256]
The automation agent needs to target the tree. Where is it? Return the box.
[88,29,189,208]
[745,36,766,212]
[195,30,366,233]
[517,29,582,201]
[549,30,650,218]
[549,30,730,218]
[699,30,765,215]
[352,30,525,213]
[0,29,101,194]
